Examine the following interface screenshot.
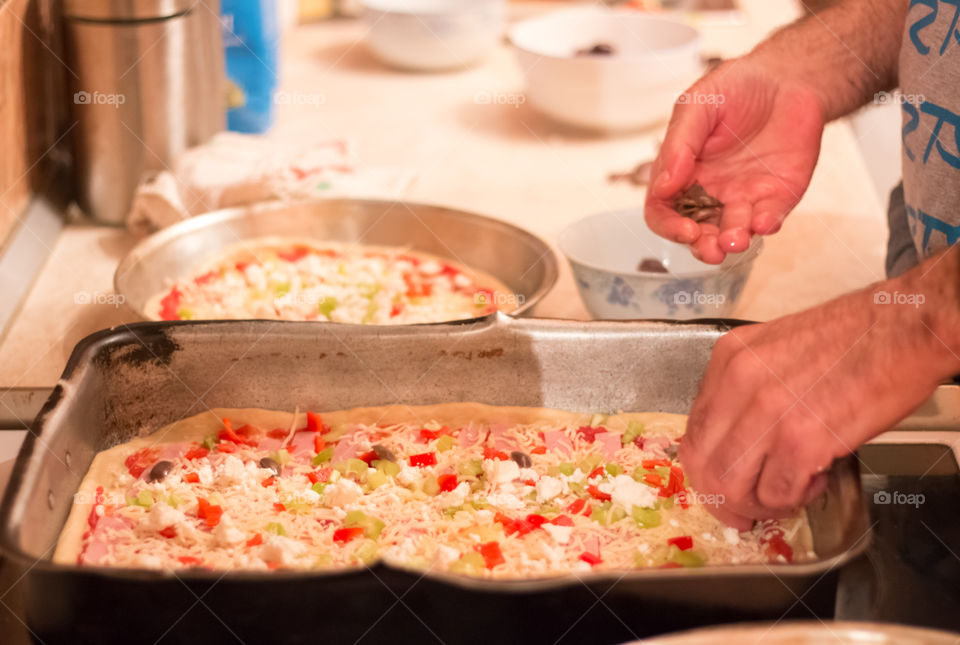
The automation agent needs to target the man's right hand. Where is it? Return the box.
[645,61,826,264]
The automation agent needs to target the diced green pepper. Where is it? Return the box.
[366,470,387,490]
[271,450,291,467]
[176,308,194,320]
[336,458,368,478]
[457,459,483,477]
[274,282,291,297]
[354,539,378,565]
[318,297,338,319]
[589,413,608,427]
[622,420,645,445]
[632,507,662,528]
[311,482,326,495]
[578,454,603,474]
[670,546,706,568]
[606,463,622,476]
[374,460,402,478]
[421,474,440,496]
[548,462,575,477]
[345,510,385,539]
[436,435,455,453]
[312,446,334,465]
[265,522,286,536]
[450,551,484,574]
[201,434,217,451]
[129,490,153,508]
[167,493,183,509]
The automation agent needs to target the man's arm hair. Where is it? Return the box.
[735,0,908,121]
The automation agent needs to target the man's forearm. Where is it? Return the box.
[893,245,960,379]
[731,0,908,121]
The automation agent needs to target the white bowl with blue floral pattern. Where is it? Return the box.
[558,210,761,320]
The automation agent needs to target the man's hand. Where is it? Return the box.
[680,248,960,529]
[645,62,825,264]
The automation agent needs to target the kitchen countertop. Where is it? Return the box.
[0,0,888,394]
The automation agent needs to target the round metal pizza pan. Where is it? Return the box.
[631,621,960,645]
[114,198,559,322]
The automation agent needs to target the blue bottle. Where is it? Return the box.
[221,0,280,133]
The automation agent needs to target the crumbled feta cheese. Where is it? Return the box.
[474,509,493,524]
[396,464,420,486]
[259,534,307,565]
[563,469,586,484]
[213,516,245,547]
[518,468,538,482]
[324,479,363,507]
[542,523,573,545]
[609,475,658,512]
[536,476,563,503]
[483,459,520,485]
[636,542,651,554]
[440,482,470,507]
[722,527,741,545]
[216,455,246,486]
[487,491,524,510]
[700,532,716,542]
[145,502,185,531]
[435,545,460,567]
[134,553,164,569]
[197,464,214,486]
[669,519,680,528]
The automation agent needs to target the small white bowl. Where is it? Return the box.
[360,0,504,72]
[510,7,701,132]
[558,210,761,320]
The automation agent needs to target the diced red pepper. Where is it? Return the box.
[235,261,250,272]
[86,486,105,533]
[193,271,218,285]
[159,526,176,539]
[390,304,403,318]
[158,287,182,320]
[642,458,671,469]
[183,472,200,483]
[218,418,253,445]
[523,479,537,487]
[667,536,693,551]
[525,514,548,528]
[579,551,603,566]
[643,473,664,488]
[420,426,452,441]
[551,515,574,527]
[358,450,379,466]
[273,503,286,512]
[576,426,607,444]
[124,448,160,478]
[196,498,223,528]
[588,466,606,480]
[482,446,509,461]
[246,534,263,547]
[475,541,505,570]
[659,466,686,498]
[314,434,326,454]
[178,556,202,566]
[438,474,459,492]
[277,246,310,263]
[285,445,296,454]
[261,477,276,488]
[567,498,591,516]
[587,484,611,502]
[268,428,288,439]
[184,446,209,461]
[307,467,332,484]
[216,441,237,453]
[306,411,327,433]
[762,534,794,563]
[333,527,364,543]
[409,452,437,468]
[530,446,546,455]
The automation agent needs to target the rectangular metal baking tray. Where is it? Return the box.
[0,315,870,644]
